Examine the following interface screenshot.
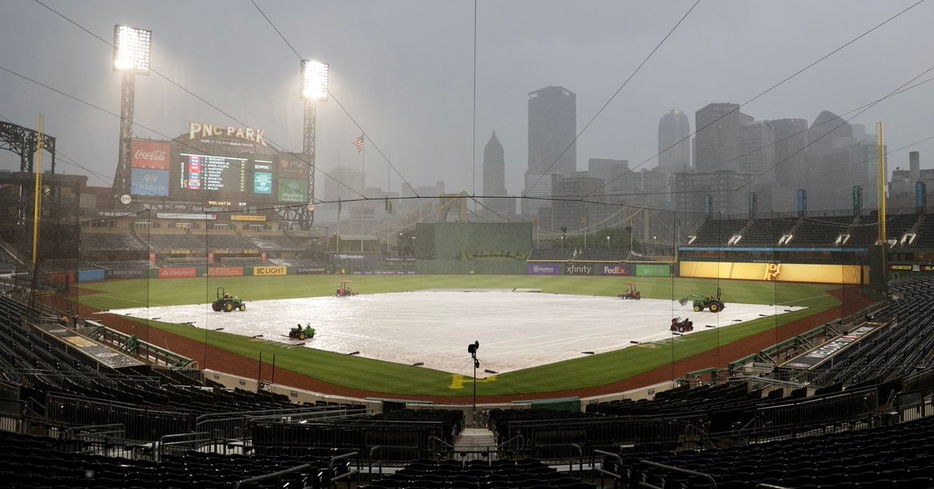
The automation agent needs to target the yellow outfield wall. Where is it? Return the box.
[679,261,865,285]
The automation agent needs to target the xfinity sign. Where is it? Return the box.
[564,264,593,275]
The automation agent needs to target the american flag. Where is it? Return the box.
[353,135,365,153]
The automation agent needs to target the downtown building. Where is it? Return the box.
[803,111,878,212]
[658,109,691,173]
[888,151,929,210]
[481,131,515,220]
[523,86,576,219]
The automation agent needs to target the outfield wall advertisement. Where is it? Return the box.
[207,267,244,277]
[636,264,671,277]
[158,267,198,279]
[564,263,594,275]
[527,262,668,276]
[528,263,561,275]
[253,266,287,276]
[77,269,106,282]
[597,264,631,276]
[680,261,864,285]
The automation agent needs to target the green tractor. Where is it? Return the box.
[680,288,726,313]
[212,287,246,312]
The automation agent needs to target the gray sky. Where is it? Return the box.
[1,0,933,197]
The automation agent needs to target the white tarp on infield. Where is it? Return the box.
[107,290,802,375]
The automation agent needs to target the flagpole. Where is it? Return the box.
[361,144,365,252]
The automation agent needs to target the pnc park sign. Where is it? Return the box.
[188,121,267,146]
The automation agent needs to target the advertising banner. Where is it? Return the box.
[130,140,171,170]
[597,263,631,276]
[108,268,148,279]
[527,263,562,275]
[207,267,244,277]
[278,156,307,178]
[158,267,197,279]
[77,269,106,282]
[564,263,595,276]
[278,178,308,203]
[156,213,217,220]
[636,264,671,277]
[231,215,267,222]
[293,266,327,274]
[131,168,169,196]
[253,266,287,276]
[49,271,75,285]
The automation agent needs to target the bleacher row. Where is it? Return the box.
[1,274,933,487]
[0,296,348,440]
[621,415,934,489]
[80,233,310,252]
[0,430,348,489]
[253,409,465,460]
[686,213,933,248]
[812,279,934,385]
[362,459,595,489]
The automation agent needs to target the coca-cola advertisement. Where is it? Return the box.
[131,139,170,170]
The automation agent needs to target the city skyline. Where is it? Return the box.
[1,1,932,207]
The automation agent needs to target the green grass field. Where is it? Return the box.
[76,275,841,398]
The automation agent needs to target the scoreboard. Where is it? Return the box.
[170,151,308,204]
[130,125,311,206]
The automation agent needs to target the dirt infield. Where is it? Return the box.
[51,286,875,404]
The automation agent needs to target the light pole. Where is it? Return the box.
[467,341,480,424]
[301,59,328,228]
[606,235,610,249]
[111,25,151,198]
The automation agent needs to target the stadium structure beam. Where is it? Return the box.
[112,71,135,198]
[0,120,57,174]
[300,97,316,229]
[111,25,151,200]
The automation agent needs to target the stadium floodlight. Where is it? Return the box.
[301,60,329,100]
[113,25,152,73]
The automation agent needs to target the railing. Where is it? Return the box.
[157,431,212,461]
[368,445,425,475]
[47,393,194,441]
[328,451,360,486]
[63,423,125,446]
[194,405,368,441]
[593,449,624,489]
[500,414,706,456]
[234,462,318,489]
[89,324,195,368]
[635,460,717,489]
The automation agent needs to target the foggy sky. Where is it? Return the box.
[1,0,932,198]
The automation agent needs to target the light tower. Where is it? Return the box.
[299,59,328,229]
[111,25,151,200]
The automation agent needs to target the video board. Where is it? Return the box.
[170,150,308,204]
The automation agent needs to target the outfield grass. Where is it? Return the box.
[77,275,841,397]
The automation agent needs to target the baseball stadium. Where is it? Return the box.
[1,3,934,489]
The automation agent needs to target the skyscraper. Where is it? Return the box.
[527,86,577,174]
[737,120,775,181]
[523,86,576,217]
[694,103,753,172]
[804,110,878,211]
[771,118,809,189]
[658,109,691,172]
[482,131,513,218]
